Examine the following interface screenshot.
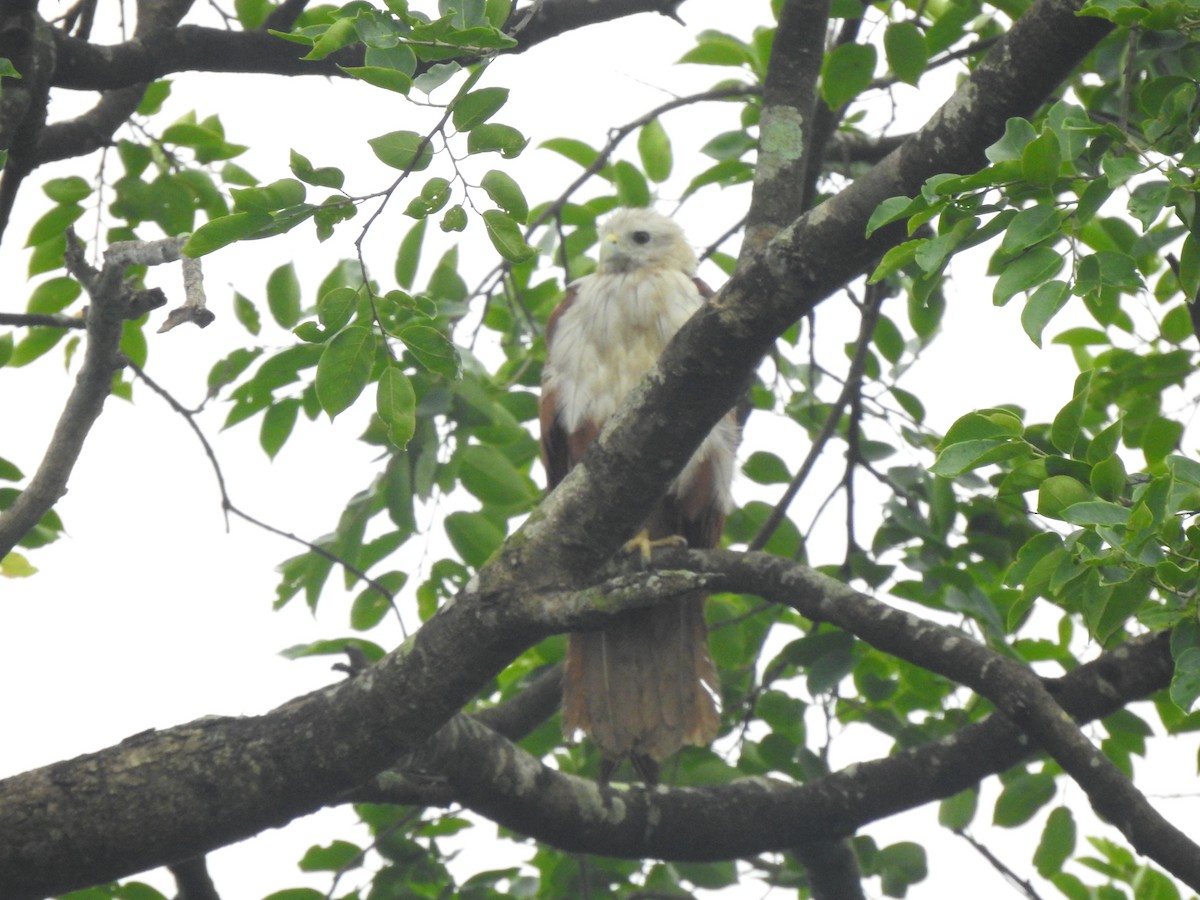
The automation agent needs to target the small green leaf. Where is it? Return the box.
[1021,130,1062,186]
[399,324,461,379]
[993,246,1064,306]
[445,510,504,567]
[481,209,538,263]
[938,788,978,831]
[299,839,363,872]
[267,262,302,328]
[440,204,468,232]
[290,149,345,189]
[43,176,92,203]
[993,772,1056,827]
[480,169,528,223]
[820,43,877,109]
[638,118,673,183]
[1033,807,1076,876]
[184,211,272,256]
[369,130,434,172]
[884,21,928,85]
[452,86,509,131]
[1037,475,1092,519]
[743,451,791,485]
[999,205,1062,258]
[613,160,651,207]
[466,123,528,158]
[458,443,536,506]
[339,65,413,94]
[1020,280,1070,347]
[234,292,261,335]
[260,399,300,459]
[395,218,426,289]
[318,286,357,332]
[376,365,416,448]
[316,325,377,418]
[1170,646,1200,711]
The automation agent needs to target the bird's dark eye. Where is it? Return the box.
[631,230,651,245]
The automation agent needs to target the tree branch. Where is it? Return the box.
[47,0,696,90]
[360,619,1173,864]
[0,235,129,558]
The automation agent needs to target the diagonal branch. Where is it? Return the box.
[0,236,129,558]
[357,613,1173,865]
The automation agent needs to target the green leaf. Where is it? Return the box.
[399,324,461,379]
[290,149,345,188]
[1037,475,1092,519]
[376,365,416,448]
[43,176,92,204]
[938,788,978,830]
[458,443,536,506]
[1020,280,1070,347]
[299,839,363,872]
[318,286,357,332]
[539,137,600,168]
[233,292,261,335]
[1021,130,1062,186]
[999,205,1062,258]
[260,399,300,459]
[1033,807,1076,876]
[986,118,1037,162]
[466,123,528,158]
[993,246,1064,305]
[303,16,358,60]
[26,204,84,247]
[369,130,434,172]
[1060,499,1130,526]
[184,210,272,256]
[452,86,509,131]
[638,118,673,183]
[441,204,468,231]
[884,21,928,85]
[820,43,877,109]
[395,218,426,289]
[267,262,302,328]
[27,276,81,314]
[874,842,928,897]
[316,325,377,418]
[480,169,528,223]
[482,209,538,263]
[613,160,651,207]
[1171,646,1200,711]
[339,65,413,93]
[993,772,1056,827]
[743,450,791,485]
[445,510,504,567]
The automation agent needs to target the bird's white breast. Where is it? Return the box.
[546,268,737,511]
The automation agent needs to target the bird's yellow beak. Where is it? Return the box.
[598,231,620,267]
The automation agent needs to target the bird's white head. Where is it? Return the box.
[596,208,697,276]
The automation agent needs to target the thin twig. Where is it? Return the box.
[130,362,408,636]
[748,291,884,551]
[955,830,1048,900]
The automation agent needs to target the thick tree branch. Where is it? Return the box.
[48,0,692,90]
[362,621,1173,863]
[740,0,829,255]
[0,236,128,558]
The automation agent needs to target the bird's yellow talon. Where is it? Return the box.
[622,529,688,563]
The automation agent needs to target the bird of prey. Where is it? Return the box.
[539,207,739,781]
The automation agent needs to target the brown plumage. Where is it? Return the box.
[538,208,739,780]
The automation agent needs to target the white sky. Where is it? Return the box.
[1,1,1196,898]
